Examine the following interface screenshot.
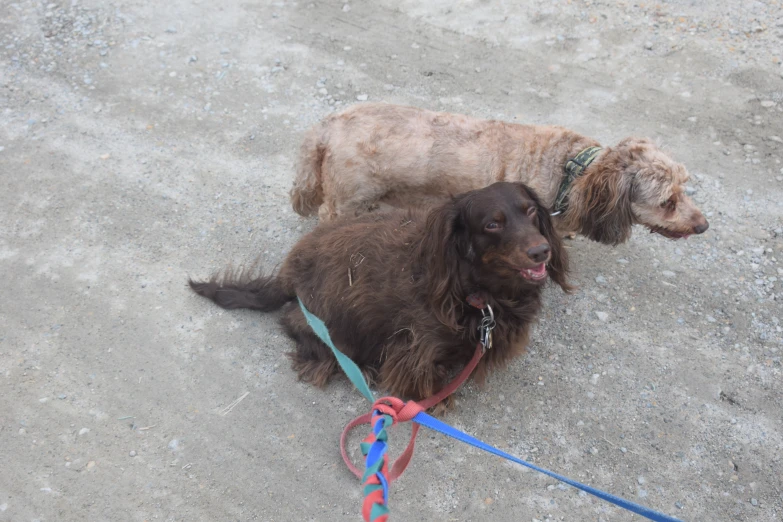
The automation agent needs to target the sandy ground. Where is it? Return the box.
[1,1,782,521]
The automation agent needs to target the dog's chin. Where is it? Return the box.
[519,263,548,283]
[648,225,691,240]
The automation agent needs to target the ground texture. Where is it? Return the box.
[1,1,782,521]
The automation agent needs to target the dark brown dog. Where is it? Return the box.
[190,182,570,401]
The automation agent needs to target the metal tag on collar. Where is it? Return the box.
[479,304,496,353]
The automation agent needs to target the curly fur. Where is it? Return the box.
[290,104,709,244]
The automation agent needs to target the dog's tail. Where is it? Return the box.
[290,123,327,217]
[189,265,294,312]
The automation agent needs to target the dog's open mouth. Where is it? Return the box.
[649,226,691,240]
[520,263,548,281]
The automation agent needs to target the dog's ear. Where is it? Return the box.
[567,164,635,246]
[521,184,572,293]
[415,194,471,330]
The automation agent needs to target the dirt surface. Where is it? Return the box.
[1,1,782,521]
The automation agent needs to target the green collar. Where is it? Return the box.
[551,146,603,215]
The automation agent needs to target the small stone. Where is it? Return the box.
[203,103,211,112]
[644,41,653,50]
[685,186,696,196]
[589,447,598,455]
[750,498,758,506]
[662,270,676,278]
[129,450,137,457]
[39,397,49,403]
[637,476,646,485]
[617,258,629,264]
[79,428,90,435]
[100,153,110,160]
[590,373,600,385]
[760,100,775,108]
[707,315,716,323]
[620,447,627,453]
[342,4,351,12]
[356,94,368,101]
[87,460,96,469]
[188,55,198,63]
[57,394,67,399]
[165,26,177,34]
[675,501,684,509]
[318,87,328,95]
[169,71,177,77]
[595,311,609,322]
[595,275,607,284]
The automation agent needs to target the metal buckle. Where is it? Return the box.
[478,304,495,353]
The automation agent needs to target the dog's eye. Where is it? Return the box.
[485,222,500,231]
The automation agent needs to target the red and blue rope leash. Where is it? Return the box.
[298,298,685,522]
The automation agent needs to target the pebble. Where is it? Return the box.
[685,186,696,196]
[595,311,609,321]
[595,275,607,284]
[760,101,776,108]
[675,501,684,509]
[750,498,758,506]
[78,428,90,435]
[342,4,351,12]
[356,94,368,101]
[644,41,653,50]
[165,26,177,34]
[129,450,137,457]
[590,373,600,385]
[637,476,646,485]
[617,258,629,264]
[662,270,676,278]
[57,394,67,399]
[620,447,627,453]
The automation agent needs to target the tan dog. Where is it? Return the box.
[290,103,709,245]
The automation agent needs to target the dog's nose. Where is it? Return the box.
[527,243,551,263]
[693,221,709,234]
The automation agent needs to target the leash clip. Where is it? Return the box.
[479,304,495,353]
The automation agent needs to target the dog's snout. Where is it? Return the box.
[693,221,709,234]
[526,243,551,263]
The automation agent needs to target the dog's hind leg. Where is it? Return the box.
[281,303,339,387]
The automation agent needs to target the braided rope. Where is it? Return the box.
[360,410,392,522]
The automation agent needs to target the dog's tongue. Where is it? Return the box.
[521,263,548,280]
[530,263,546,275]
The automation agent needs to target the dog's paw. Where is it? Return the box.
[426,395,456,417]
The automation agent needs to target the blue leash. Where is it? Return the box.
[412,411,683,521]
[298,299,685,522]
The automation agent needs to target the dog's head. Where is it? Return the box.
[418,182,570,328]
[571,138,709,245]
